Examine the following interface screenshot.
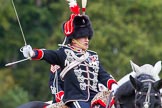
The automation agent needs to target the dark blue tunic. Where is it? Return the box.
[33,45,116,104]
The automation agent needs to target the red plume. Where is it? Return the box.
[66,0,80,14]
[63,14,76,37]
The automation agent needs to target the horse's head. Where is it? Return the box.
[130,74,162,108]
[130,61,162,108]
[115,61,162,108]
[130,60,161,81]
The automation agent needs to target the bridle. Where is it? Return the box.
[114,74,162,108]
[135,79,161,108]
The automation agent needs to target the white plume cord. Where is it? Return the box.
[82,0,87,15]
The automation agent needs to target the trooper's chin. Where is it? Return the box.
[83,46,88,51]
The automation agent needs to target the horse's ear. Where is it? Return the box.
[130,60,140,73]
[153,79,162,91]
[152,61,161,75]
[129,75,142,91]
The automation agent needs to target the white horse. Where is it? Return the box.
[118,60,161,87]
[114,60,162,108]
[117,60,162,104]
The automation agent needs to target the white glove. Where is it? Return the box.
[111,84,118,94]
[21,45,35,58]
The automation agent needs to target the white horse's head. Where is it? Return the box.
[130,60,161,80]
[118,60,161,86]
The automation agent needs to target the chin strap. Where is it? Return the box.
[72,39,87,51]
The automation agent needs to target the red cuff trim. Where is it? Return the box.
[91,99,106,107]
[43,104,49,108]
[32,49,44,60]
[107,79,117,90]
[55,91,64,102]
[97,100,106,107]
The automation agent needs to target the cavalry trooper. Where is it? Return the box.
[22,14,118,108]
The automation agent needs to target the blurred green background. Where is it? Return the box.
[1,0,162,107]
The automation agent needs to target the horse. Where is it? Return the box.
[114,61,162,108]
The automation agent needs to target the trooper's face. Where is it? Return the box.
[72,36,89,51]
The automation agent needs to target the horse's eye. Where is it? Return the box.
[155,95,160,99]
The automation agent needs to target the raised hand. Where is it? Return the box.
[21,45,35,58]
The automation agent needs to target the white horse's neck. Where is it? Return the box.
[118,71,136,86]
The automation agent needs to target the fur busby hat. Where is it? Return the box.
[63,14,93,44]
[61,0,93,44]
